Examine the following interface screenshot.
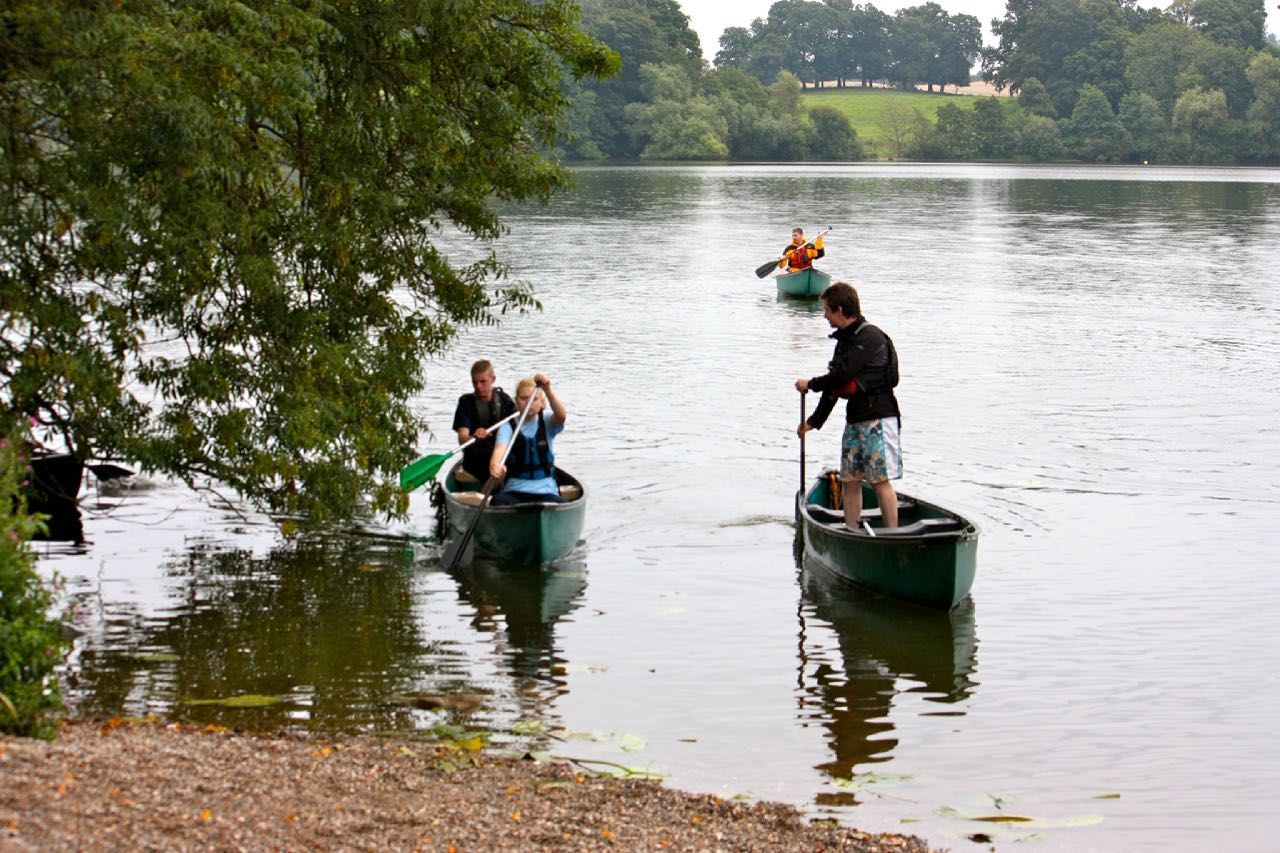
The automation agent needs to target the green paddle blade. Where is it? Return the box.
[399,452,451,492]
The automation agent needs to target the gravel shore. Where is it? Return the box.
[1,720,934,851]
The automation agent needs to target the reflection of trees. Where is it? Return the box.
[449,558,588,709]
[68,533,428,733]
[795,549,978,795]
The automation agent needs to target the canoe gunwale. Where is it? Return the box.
[441,465,587,565]
[797,472,979,610]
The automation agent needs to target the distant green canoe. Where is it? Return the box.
[443,467,586,565]
[796,471,978,610]
[776,267,831,298]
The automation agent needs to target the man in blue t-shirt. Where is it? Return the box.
[489,373,566,506]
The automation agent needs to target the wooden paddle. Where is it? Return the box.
[440,389,540,571]
[754,225,833,278]
[399,411,519,493]
[799,389,807,498]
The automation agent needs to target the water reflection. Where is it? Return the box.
[66,533,432,733]
[449,557,588,705]
[795,547,978,803]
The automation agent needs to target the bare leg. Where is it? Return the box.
[871,479,898,528]
[842,474,862,528]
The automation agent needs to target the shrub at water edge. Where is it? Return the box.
[1,421,68,740]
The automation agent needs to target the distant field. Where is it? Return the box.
[804,87,994,158]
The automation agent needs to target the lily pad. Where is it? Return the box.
[183,694,283,708]
[132,652,181,663]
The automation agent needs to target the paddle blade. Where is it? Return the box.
[755,258,780,278]
[399,452,449,492]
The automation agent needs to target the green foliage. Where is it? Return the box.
[573,0,704,157]
[1245,51,1280,158]
[624,63,729,159]
[1017,77,1058,118]
[1,0,617,523]
[972,98,1014,158]
[1172,86,1236,161]
[808,106,865,160]
[911,103,977,159]
[1190,0,1267,50]
[0,421,68,740]
[1011,113,1066,160]
[1064,84,1131,161]
[1125,23,1213,110]
[702,68,815,160]
[1119,92,1171,161]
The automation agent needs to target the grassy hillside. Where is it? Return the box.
[804,87,990,159]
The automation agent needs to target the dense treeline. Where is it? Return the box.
[970,0,1280,162]
[565,0,864,159]
[568,0,1279,164]
[716,0,983,92]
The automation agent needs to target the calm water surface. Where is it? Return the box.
[42,164,1280,851]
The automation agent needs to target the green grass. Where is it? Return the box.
[804,87,986,158]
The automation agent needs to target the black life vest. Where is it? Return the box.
[506,414,555,481]
[832,323,899,398]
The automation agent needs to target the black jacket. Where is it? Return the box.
[806,318,900,429]
[451,390,516,480]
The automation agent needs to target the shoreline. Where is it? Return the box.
[2,720,934,851]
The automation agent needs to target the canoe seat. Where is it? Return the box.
[859,498,918,521]
[875,517,966,537]
[452,491,485,507]
[559,484,582,501]
[806,505,846,525]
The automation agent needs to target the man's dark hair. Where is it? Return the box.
[821,282,861,318]
[470,359,493,376]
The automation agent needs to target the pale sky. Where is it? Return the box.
[679,0,1011,60]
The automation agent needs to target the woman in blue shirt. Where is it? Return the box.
[488,373,567,506]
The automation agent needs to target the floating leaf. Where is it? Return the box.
[183,694,282,708]
[618,733,646,752]
[1092,793,1121,799]
[971,815,1035,823]
[132,653,181,663]
[833,778,861,791]
[511,719,546,736]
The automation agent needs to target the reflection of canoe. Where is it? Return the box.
[797,471,978,610]
[451,559,588,681]
[797,561,978,777]
[443,467,586,565]
[776,267,831,298]
[26,452,84,542]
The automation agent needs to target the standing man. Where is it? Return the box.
[795,282,902,529]
[489,374,567,506]
[780,226,825,272]
[452,360,516,485]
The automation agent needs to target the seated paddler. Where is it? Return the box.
[779,226,825,272]
[488,373,567,506]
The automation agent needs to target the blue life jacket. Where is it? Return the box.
[507,415,555,480]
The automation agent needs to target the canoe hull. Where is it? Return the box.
[797,474,978,610]
[443,468,586,566]
[776,267,832,298]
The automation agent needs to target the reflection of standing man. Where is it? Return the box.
[795,282,902,529]
[452,360,516,485]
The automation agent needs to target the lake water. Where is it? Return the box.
[40,163,1280,851]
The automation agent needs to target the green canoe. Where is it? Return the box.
[443,466,586,565]
[776,267,832,298]
[796,471,979,610]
